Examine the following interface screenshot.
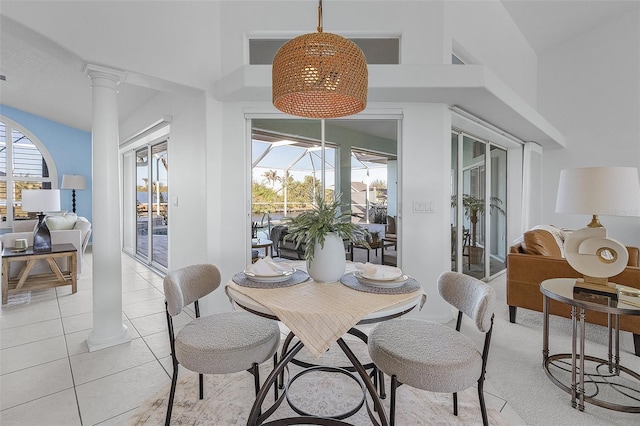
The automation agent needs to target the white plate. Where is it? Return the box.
[243,268,295,283]
[359,268,404,281]
[354,272,409,288]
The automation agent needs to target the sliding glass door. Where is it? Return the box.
[250,117,399,265]
[451,131,507,280]
[135,140,169,270]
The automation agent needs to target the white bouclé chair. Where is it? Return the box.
[368,271,495,425]
[163,264,281,425]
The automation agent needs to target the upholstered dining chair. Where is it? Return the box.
[163,264,281,425]
[368,271,495,426]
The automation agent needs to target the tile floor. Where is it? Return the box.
[0,249,525,425]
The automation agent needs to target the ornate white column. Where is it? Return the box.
[84,64,131,352]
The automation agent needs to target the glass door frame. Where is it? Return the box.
[246,112,402,266]
[120,122,171,273]
[134,140,169,272]
[452,129,507,281]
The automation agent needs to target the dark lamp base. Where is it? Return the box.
[33,213,52,252]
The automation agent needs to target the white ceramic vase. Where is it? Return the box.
[306,233,346,283]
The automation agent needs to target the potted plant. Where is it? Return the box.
[451,194,505,263]
[284,193,369,282]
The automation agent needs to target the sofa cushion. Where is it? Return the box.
[46,213,78,230]
[531,225,566,257]
[522,229,562,257]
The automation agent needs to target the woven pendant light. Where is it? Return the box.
[272,0,368,118]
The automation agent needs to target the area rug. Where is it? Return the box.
[127,341,507,425]
[1,292,31,307]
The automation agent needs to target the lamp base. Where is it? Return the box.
[33,213,52,252]
[586,214,603,228]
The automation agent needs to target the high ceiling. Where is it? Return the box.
[1,1,638,133]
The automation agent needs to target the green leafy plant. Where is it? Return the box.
[284,193,370,261]
[451,194,505,246]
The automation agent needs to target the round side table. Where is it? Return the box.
[540,278,640,413]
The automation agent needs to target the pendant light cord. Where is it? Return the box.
[317,0,323,33]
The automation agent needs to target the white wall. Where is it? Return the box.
[445,0,538,107]
[119,90,210,272]
[220,0,447,73]
[400,103,453,322]
[538,10,640,247]
[117,0,546,319]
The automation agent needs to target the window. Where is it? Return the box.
[0,117,57,227]
[250,38,401,65]
[452,54,465,64]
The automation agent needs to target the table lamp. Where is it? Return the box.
[61,174,86,213]
[556,167,640,299]
[21,189,61,252]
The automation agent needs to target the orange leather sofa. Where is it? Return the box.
[506,228,640,356]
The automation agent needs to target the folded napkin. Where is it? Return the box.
[247,256,292,276]
[354,262,403,280]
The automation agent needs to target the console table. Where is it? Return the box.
[540,278,640,412]
[2,243,77,304]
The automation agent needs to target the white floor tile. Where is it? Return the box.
[70,337,156,385]
[499,401,527,425]
[94,407,139,425]
[129,310,192,337]
[0,358,74,410]
[57,287,93,303]
[0,388,81,426]
[26,288,58,302]
[75,360,169,425]
[1,335,68,375]
[121,287,164,306]
[0,318,63,349]
[61,312,93,334]
[121,278,156,293]
[64,329,90,356]
[59,297,94,317]
[0,304,61,329]
[142,331,172,360]
[122,298,165,319]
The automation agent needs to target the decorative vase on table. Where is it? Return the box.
[306,233,346,283]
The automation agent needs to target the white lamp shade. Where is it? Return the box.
[556,167,640,217]
[21,189,61,213]
[61,174,86,190]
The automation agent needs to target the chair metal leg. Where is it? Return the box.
[279,331,295,389]
[199,373,204,399]
[273,354,278,402]
[453,392,458,416]
[390,375,398,426]
[478,381,488,426]
[379,369,386,399]
[165,362,179,426]
[252,363,260,394]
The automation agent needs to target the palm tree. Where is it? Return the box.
[276,171,293,215]
[262,170,279,190]
[451,194,505,247]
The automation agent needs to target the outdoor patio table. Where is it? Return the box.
[225,260,425,425]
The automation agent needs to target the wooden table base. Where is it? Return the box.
[2,244,77,305]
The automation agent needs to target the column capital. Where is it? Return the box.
[84,63,127,85]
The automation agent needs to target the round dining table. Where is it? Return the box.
[225,260,426,426]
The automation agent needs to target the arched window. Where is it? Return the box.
[0,116,58,227]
